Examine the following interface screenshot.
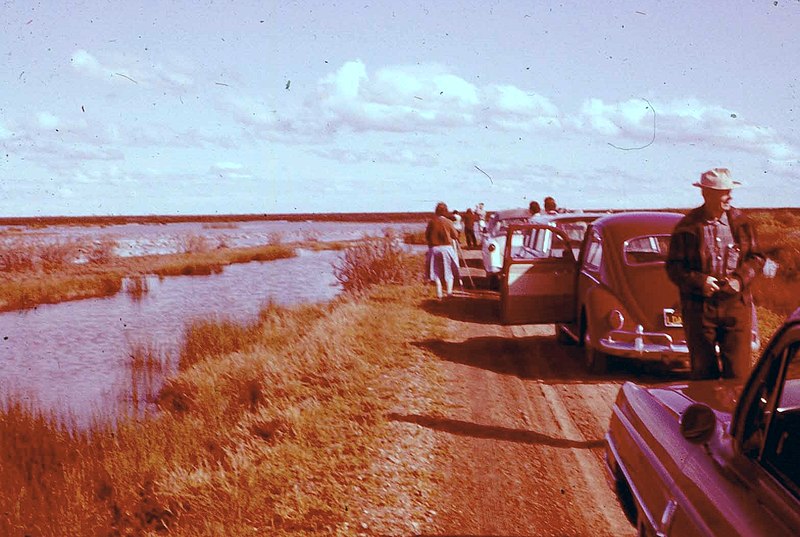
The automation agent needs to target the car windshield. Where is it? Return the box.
[623,235,671,265]
[494,217,529,235]
[556,221,589,242]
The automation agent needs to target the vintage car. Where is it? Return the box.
[500,211,759,373]
[605,308,800,536]
[481,208,533,288]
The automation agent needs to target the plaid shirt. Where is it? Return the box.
[666,206,765,300]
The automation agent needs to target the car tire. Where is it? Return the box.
[584,328,607,374]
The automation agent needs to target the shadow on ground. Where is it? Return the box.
[389,412,604,449]
[420,294,500,325]
[414,335,689,385]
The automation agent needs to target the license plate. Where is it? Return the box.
[663,308,683,327]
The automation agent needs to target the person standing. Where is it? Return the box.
[666,168,765,379]
[451,210,464,244]
[425,202,461,299]
[463,208,478,249]
[529,200,541,220]
[475,202,487,233]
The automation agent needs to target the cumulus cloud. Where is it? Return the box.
[251,60,559,137]
[70,49,194,90]
[575,97,800,161]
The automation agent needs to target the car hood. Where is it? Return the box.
[646,379,744,421]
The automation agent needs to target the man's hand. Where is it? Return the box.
[725,277,742,293]
[702,276,721,297]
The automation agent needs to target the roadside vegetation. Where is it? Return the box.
[0,211,797,534]
[0,237,444,536]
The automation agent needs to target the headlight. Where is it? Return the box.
[608,309,624,330]
[488,244,496,252]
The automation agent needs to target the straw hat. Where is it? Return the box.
[693,168,741,190]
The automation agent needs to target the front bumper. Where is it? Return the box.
[599,326,689,364]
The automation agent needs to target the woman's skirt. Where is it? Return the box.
[425,244,461,282]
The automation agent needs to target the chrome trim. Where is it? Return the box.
[657,499,678,537]
[599,329,689,361]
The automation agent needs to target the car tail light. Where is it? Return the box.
[488,244,496,252]
[608,309,624,330]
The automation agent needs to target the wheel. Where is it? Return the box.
[584,327,608,373]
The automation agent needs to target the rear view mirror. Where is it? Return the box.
[680,403,716,444]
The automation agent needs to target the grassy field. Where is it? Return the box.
[0,210,797,534]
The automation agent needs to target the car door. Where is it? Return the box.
[499,223,577,325]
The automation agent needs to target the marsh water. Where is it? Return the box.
[0,219,423,423]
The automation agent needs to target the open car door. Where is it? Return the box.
[500,223,577,325]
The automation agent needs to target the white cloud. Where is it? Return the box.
[575,97,800,161]
[253,60,561,138]
[37,112,60,130]
[70,49,194,90]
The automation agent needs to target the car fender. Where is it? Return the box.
[582,284,629,345]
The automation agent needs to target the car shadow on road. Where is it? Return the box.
[414,335,689,385]
[388,412,604,449]
[420,295,500,324]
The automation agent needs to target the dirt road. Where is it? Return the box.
[411,292,640,536]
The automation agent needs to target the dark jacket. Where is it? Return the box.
[426,216,458,247]
[666,206,765,301]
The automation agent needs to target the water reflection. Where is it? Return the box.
[0,249,342,423]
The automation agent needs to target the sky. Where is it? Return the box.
[1,1,799,216]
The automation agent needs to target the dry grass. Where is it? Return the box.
[0,244,296,312]
[333,235,421,293]
[0,280,446,536]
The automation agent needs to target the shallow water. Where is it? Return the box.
[0,247,346,423]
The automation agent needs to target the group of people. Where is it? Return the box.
[424,167,766,382]
[449,203,486,250]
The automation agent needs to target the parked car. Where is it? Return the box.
[481,208,533,288]
[605,308,800,536]
[501,211,759,372]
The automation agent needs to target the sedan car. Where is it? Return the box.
[605,308,800,536]
[481,208,533,288]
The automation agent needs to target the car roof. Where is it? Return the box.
[531,211,608,224]
[591,211,684,242]
[490,208,531,220]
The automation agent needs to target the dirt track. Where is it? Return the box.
[411,292,641,536]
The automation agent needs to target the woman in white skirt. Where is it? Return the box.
[425,202,461,299]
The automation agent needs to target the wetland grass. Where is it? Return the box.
[0,245,441,535]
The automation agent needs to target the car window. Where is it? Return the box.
[583,233,602,271]
[760,343,800,496]
[556,221,589,242]
[623,235,671,265]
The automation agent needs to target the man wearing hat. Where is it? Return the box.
[666,168,765,379]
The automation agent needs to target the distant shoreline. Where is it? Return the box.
[0,212,431,226]
[0,207,797,227]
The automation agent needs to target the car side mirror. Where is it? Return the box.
[680,403,716,444]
